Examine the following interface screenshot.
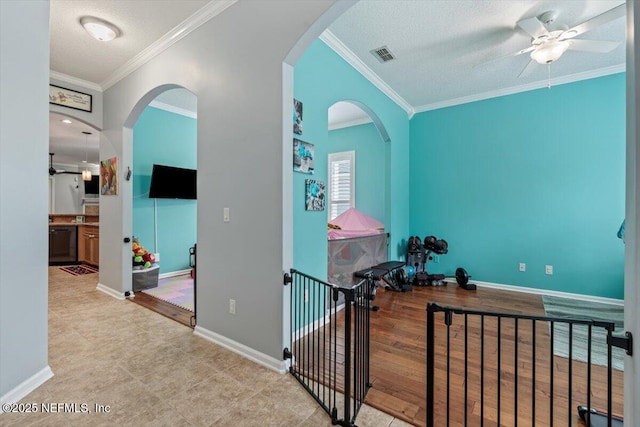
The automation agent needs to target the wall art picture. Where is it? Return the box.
[293,138,314,174]
[293,98,303,135]
[305,179,325,211]
[100,157,118,195]
[49,84,92,112]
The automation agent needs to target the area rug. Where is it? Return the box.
[142,274,193,312]
[60,264,99,276]
[542,295,625,371]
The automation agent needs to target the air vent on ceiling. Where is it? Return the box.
[370,45,396,63]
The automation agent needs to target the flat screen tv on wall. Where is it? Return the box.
[148,164,197,200]
[84,175,99,195]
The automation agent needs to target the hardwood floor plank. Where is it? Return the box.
[130,291,194,328]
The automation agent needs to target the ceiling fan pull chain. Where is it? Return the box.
[547,64,551,89]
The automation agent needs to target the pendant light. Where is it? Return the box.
[82,131,92,181]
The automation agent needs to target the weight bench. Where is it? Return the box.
[354,261,412,294]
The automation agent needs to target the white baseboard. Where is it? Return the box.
[159,269,191,279]
[96,283,125,300]
[193,326,287,373]
[473,280,624,306]
[0,366,54,413]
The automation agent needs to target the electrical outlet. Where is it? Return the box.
[223,207,230,222]
[154,253,160,263]
[229,299,236,314]
[545,265,553,275]
[519,263,526,272]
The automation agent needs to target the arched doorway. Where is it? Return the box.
[124,86,198,327]
[326,101,391,288]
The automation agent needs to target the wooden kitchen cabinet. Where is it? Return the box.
[78,225,99,266]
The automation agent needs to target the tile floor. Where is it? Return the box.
[0,267,412,427]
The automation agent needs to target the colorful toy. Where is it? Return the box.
[131,237,156,269]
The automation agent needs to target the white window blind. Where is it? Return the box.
[328,151,355,221]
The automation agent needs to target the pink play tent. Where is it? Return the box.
[328,207,385,240]
[328,208,387,287]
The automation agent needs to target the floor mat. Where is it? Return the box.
[542,295,625,370]
[141,274,193,312]
[60,264,99,276]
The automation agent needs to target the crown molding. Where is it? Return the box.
[414,63,626,114]
[101,0,238,90]
[319,30,415,118]
[149,100,197,119]
[49,70,103,92]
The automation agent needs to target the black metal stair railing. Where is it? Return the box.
[283,268,373,427]
[426,302,624,427]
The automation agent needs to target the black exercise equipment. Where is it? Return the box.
[406,236,424,271]
[577,405,623,427]
[455,267,476,291]
[355,261,412,294]
[407,234,448,286]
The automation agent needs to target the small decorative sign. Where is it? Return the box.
[49,84,92,112]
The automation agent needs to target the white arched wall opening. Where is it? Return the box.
[114,84,195,295]
[327,99,391,229]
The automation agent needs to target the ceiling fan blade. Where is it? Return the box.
[568,39,620,53]
[518,59,538,78]
[473,45,535,69]
[517,16,550,39]
[561,3,625,40]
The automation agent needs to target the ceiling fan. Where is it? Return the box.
[503,3,625,77]
[49,152,81,176]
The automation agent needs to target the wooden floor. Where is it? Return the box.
[130,291,194,328]
[295,283,624,426]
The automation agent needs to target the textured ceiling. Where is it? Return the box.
[327,0,626,111]
[50,0,209,85]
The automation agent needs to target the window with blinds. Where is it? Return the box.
[328,151,355,221]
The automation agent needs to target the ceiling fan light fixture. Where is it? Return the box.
[530,40,571,64]
[80,16,120,42]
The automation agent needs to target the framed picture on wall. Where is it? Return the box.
[100,157,118,195]
[305,179,325,211]
[293,98,303,135]
[293,138,314,174]
[49,84,92,112]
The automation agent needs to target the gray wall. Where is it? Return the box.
[625,0,640,420]
[0,0,50,397]
[99,0,346,361]
[52,169,83,214]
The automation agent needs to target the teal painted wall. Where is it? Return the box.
[328,122,385,223]
[293,40,410,280]
[133,106,197,274]
[409,73,625,299]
